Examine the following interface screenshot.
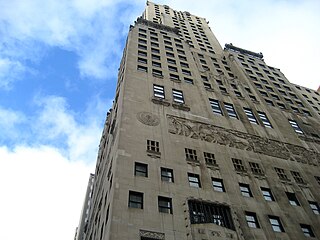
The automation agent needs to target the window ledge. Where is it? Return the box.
[152,97,170,106]
[206,164,219,170]
[147,149,161,155]
[205,88,214,92]
[170,79,181,83]
[186,159,200,166]
[147,153,161,159]
[235,170,248,176]
[172,103,190,111]
[253,174,266,180]
[152,74,164,79]
[280,179,292,184]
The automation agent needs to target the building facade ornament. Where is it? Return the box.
[167,115,320,166]
[137,111,160,126]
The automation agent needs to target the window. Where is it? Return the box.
[169,74,179,82]
[138,50,147,57]
[135,162,148,177]
[274,167,289,181]
[166,52,174,57]
[185,148,197,161]
[138,57,147,64]
[257,111,273,128]
[271,94,280,100]
[269,216,284,232]
[172,89,184,104]
[239,183,252,197]
[234,90,243,97]
[167,58,176,64]
[178,55,187,61]
[153,84,165,99]
[152,69,163,77]
[165,46,173,51]
[264,99,274,106]
[150,36,158,42]
[219,86,228,94]
[177,49,185,55]
[277,102,286,109]
[291,171,305,184]
[300,224,315,237]
[232,158,246,172]
[286,192,300,206]
[152,61,161,68]
[249,162,264,175]
[212,178,225,192]
[288,119,303,134]
[209,99,223,115]
[188,200,235,230]
[309,201,320,215]
[168,65,178,72]
[137,65,148,72]
[184,77,194,84]
[203,82,212,89]
[151,47,159,53]
[151,42,159,47]
[161,168,174,182]
[261,187,275,201]
[182,69,191,76]
[138,44,147,50]
[128,191,143,209]
[180,62,189,68]
[245,212,260,228]
[147,139,159,153]
[204,152,216,165]
[188,173,201,188]
[243,108,258,124]
[151,54,160,60]
[249,95,257,101]
[284,97,293,104]
[158,196,173,214]
[224,103,238,119]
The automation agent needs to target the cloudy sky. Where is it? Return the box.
[0,0,319,239]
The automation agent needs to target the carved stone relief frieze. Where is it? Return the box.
[167,115,320,166]
[140,229,165,240]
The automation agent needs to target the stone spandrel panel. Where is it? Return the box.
[167,115,320,166]
[139,229,165,239]
[191,224,240,240]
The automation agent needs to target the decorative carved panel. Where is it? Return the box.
[167,115,320,166]
[140,229,165,239]
[137,112,160,126]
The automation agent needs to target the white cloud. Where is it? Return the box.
[0,58,26,89]
[32,94,109,162]
[0,145,94,240]
[0,0,143,86]
[0,92,111,162]
[0,94,111,240]
[0,105,26,140]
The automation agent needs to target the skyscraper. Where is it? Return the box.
[77,2,320,239]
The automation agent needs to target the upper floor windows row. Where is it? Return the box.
[153,84,185,104]
[209,99,273,128]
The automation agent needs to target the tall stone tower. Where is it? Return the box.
[77,2,320,240]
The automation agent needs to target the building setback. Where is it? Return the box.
[77,2,320,240]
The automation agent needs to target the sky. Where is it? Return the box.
[0,0,319,239]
